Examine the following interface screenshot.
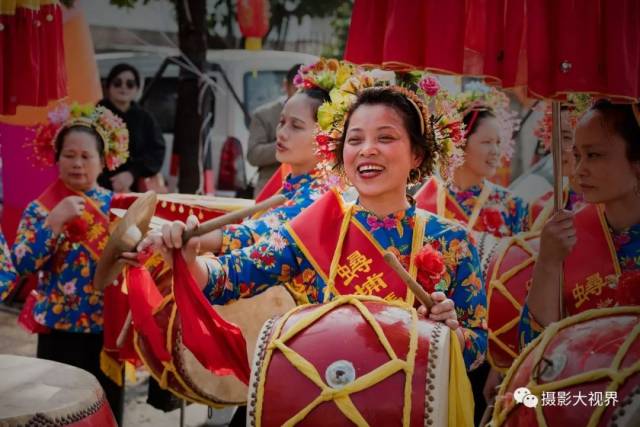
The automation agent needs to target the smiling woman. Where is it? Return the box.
[144,80,488,375]
[416,88,529,238]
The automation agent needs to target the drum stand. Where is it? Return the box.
[179,400,185,427]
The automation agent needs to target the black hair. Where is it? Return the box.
[105,63,141,88]
[286,63,303,85]
[588,99,640,163]
[297,87,331,117]
[463,108,496,138]
[54,126,105,162]
[336,86,436,179]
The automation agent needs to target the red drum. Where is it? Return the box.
[492,307,640,426]
[0,355,117,426]
[485,232,540,371]
[247,295,452,426]
[134,283,295,407]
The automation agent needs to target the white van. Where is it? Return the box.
[96,48,318,196]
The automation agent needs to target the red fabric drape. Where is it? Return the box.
[172,251,250,384]
[126,266,171,362]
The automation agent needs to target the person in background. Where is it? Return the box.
[248,63,302,197]
[99,63,166,193]
[9,105,129,425]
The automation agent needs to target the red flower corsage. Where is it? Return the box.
[415,244,446,293]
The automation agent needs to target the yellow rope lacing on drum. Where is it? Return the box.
[492,306,640,426]
[255,295,418,427]
[486,232,540,371]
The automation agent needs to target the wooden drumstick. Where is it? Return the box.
[182,194,287,244]
[116,311,132,349]
[383,252,434,309]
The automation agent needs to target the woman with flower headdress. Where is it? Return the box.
[134,60,350,313]
[520,100,640,346]
[8,104,129,425]
[194,60,344,262]
[415,81,529,239]
[413,80,527,423]
[136,77,488,381]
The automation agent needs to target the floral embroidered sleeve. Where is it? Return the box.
[219,203,302,254]
[449,232,487,371]
[0,231,17,300]
[518,302,544,349]
[438,229,488,371]
[504,194,530,234]
[12,202,58,275]
[203,230,313,305]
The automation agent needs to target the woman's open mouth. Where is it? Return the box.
[357,163,385,179]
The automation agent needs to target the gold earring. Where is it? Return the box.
[408,168,423,185]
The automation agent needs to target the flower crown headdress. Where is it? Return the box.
[454,81,520,161]
[28,103,129,170]
[534,93,593,151]
[311,70,465,182]
[294,59,379,172]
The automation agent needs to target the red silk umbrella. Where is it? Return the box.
[345,0,515,84]
[0,0,67,115]
[345,0,640,102]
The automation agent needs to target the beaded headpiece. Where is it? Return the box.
[28,103,129,170]
[455,82,520,161]
[312,69,465,182]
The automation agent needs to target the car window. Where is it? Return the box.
[243,70,286,127]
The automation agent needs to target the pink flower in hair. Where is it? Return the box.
[419,76,440,97]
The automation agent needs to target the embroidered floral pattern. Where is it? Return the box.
[11,187,112,333]
[450,180,530,237]
[204,200,487,371]
[0,231,17,300]
[220,170,332,253]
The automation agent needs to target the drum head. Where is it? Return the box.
[0,355,115,426]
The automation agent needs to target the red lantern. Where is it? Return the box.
[236,0,270,50]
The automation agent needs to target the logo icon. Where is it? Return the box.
[523,394,539,408]
[514,387,539,408]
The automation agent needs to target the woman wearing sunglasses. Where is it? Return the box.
[98,63,166,193]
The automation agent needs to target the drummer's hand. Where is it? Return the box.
[120,215,202,267]
[417,291,460,330]
[539,210,576,264]
[159,215,202,265]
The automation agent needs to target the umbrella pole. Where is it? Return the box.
[551,100,565,319]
